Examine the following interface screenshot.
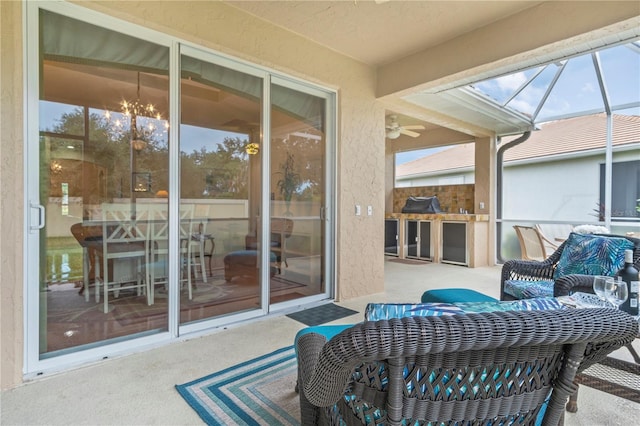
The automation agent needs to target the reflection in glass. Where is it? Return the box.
[270,83,326,301]
[39,10,169,356]
[179,55,263,323]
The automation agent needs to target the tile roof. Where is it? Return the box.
[396,114,640,178]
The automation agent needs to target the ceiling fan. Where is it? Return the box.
[385,115,425,139]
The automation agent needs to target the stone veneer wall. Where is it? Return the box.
[393,185,475,214]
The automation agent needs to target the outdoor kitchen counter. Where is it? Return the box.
[385,213,490,267]
[386,213,489,222]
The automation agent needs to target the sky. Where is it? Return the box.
[395,147,451,165]
[395,42,639,167]
[471,42,639,123]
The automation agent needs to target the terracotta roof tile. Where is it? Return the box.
[397,114,639,177]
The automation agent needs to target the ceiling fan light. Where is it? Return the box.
[386,129,401,139]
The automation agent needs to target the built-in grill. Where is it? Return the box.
[401,196,442,214]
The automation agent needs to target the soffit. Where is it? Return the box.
[224,1,540,67]
[224,1,639,138]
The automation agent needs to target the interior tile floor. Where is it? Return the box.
[2,259,638,425]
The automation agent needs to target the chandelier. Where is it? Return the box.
[105,72,167,151]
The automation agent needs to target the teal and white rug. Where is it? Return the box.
[176,346,300,425]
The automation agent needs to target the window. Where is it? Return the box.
[599,160,640,221]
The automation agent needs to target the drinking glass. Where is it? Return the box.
[592,276,609,302]
[605,279,628,310]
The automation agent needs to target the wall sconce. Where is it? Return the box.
[246,143,259,155]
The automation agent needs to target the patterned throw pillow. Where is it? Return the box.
[553,233,634,279]
[455,297,564,312]
[364,302,462,321]
[364,297,564,321]
[504,279,555,299]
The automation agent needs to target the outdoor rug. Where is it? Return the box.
[176,346,300,426]
[286,303,358,326]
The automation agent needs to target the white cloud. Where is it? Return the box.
[495,72,527,92]
[581,82,595,93]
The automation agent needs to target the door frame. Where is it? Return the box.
[24,0,337,377]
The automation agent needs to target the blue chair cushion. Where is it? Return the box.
[504,279,555,299]
[421,288,498,304]
[294,324,353,355]
[553,233,633,279]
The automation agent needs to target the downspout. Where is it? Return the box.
[496,130,531,263]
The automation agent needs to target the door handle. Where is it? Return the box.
[30,202,45,231]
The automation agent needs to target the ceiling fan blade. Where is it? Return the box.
[402,125,425,130]
[400,129,421,138]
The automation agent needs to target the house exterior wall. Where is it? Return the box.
[1,0,387,390]
[503,150,640,223]
[0,0,25,391]
[396,149,639,225]
[397,171,476,187]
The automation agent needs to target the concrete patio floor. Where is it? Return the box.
[2,259,638,425]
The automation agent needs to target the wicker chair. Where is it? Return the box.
[514,225,548,261]
[500,233,640,301]
[296,309,637,426]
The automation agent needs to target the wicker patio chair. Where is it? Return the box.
[514,225,548,261]
[296,309,637,426]
[500,233,639,301]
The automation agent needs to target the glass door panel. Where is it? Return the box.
[269,83,327,302]
[179,54,263,324]
[38,10,170,356]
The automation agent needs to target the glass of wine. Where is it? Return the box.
[592,276,609,303]
[605,279,628,310]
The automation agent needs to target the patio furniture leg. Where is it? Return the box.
[566,386,579,413]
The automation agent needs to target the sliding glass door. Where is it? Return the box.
[179,49,265,323]
[269,81,328,302]
[35,9,171,356]
[26,2,335,373]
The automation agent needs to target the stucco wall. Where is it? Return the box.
[1,0,25,390]
[1,0,386,388]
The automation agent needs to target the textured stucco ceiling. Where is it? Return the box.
[224,1,639,136]
[225,1,541,66]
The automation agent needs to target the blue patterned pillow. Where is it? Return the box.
[504,279,555,299]
[455,297,564,312]
[553,233,633,279]
[364,303,462,321]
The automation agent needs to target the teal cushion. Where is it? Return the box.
[294,324,353,355]
[421,288,498,303]
[504,279,555,299]
[553,233,633,279]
